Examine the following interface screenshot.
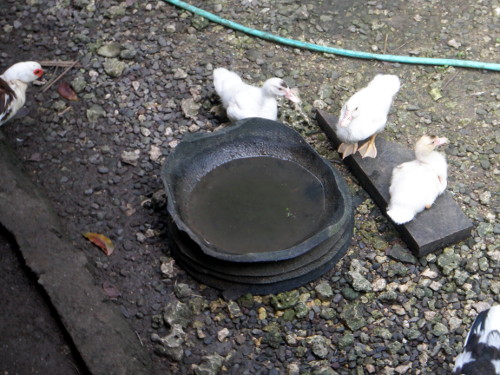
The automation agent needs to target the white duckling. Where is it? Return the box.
[453,305,500,375]
[213,68,300,122]
[387,135,448,225]
[336,74,400,158]
[0,61,44,127]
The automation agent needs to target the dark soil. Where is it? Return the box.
[0,227,87,375]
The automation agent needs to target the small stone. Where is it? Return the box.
[103,58,126,78]
[479,191,491,205]
[163,299,191,328]
[453,269,469,285]
[379,290,398,302]
[340,302,367,330]
[350,271,372,292]
[342,287,359,300]
[271,290,299,310]
[191,15,210,30]
[262,324,283,348]
[149,145,162,162]
[421,268,439,279]
[97,166,109,174]
[174,283,192,299]
[257,307,267,320]
[308,335,330,359]
[121,150,140,166]
[349,259,372,292]
[70,75,86,93]
[173,68,188,79]
[437,248,461,275]
[366,364,376,373]
[387,244,417,264]
[448,316,462,331]
[315,282,333,300]
[372,278,387,292]
[478,257,489,271]
[338,333,354,349]
[120,47,137,59]
[432,322,449,337]
[447,39,461,49]
[160,259,177,278]
[374,327,392,340]
[86,104,106,122]
[294,302,309,318]
[193,354,224,375]
[313,367,336,375]
[107,4,126,18]
[168,139,179,149]
[395,363,412,374]
[151,324,185,362]
[217,327,230,342]
[429,87,443,101]
[181,97,201,119]
[227,301,242,318]
[320,307,336,320]
[429,281,442,291]
[288,363,300,375]
[282,309,296,321]
[97,42,122,57]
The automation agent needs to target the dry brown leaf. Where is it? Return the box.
[83,232,115,256]
[102,281,121,299]
[57,81,78,101]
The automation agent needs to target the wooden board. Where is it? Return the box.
[316,109,473,257]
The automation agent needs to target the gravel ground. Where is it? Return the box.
[1,0,499,374]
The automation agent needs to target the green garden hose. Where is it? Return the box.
[162,0,500,72]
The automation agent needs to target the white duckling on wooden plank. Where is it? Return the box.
[336,74,400,158]
[0,61,43,127]
[387,135,448,225]
[453,305,500,375]
[213,68,300,122]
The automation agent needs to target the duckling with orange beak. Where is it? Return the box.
[336,74,400,159]
[387,135,448,225]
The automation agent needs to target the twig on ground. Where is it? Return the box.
[443,72,460,90]
[135,331,144,347]
[383,33,389,54]
[58,107,73,116]
[42,60,79,93]
[39,60,82,68]
[392,39,414,52]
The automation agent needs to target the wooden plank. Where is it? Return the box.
[315,109,473,257]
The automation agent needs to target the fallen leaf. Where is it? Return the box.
[102,281,121,299]
[83,232,115,256]
[57,81,78,101]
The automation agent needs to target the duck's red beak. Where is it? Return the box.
[34,68,43,78]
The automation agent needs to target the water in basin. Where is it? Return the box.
[187,156,327,254]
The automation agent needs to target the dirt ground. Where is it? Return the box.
[0,228,87,375]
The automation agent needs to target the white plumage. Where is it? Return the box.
[387,135,448,225]
[213,68,300,122]
[453,305,500,375]
[0,61,43,127]
[336,74,400,158]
